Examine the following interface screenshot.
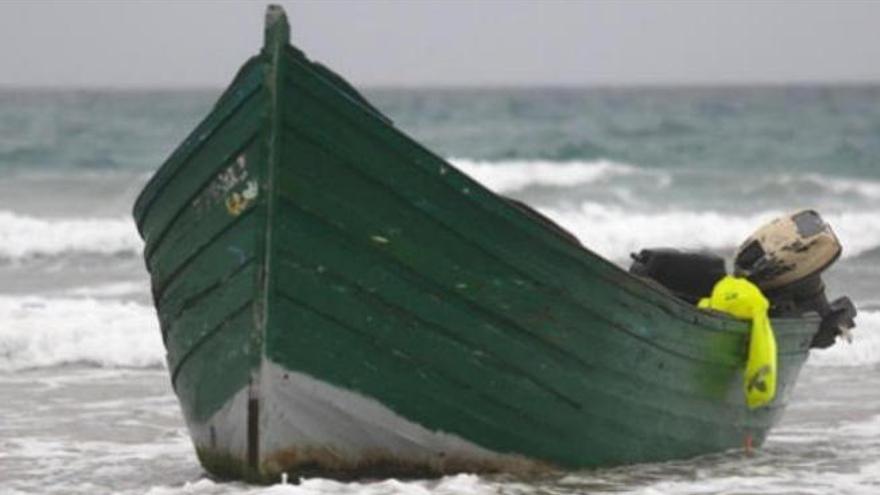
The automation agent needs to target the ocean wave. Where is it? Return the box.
[447,159,880,211]
[0,210,141,261]
[61,281,150,299]
[800,174,880,200]
[755,173,880,202]
[539,203,880,261]
[449,158,644,193]
[808,310,880,368]
[0,296,872,374]
[851,246,880,262]
[0,296,163,372]
[825,211,880,258]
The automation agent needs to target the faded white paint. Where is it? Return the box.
[186,359,543,476]
[187,384,251,461]
[258,360,511,463]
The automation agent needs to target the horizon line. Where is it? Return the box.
[3,79,880,92]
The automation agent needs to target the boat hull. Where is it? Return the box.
[183,347,812,482]
[134,6,821,482]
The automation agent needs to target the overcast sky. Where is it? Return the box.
[1,1,879,88]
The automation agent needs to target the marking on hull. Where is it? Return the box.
[248,397,259,468]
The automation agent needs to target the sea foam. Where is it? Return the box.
[1,296,874,373]
[0,210,141,261]
[448,158,880,202]
[450,158,641,193]
[0,295,163,372]
[143,473,496,495]
[802,173,880,201]
[539,202,880,261]
[808,310,880,368]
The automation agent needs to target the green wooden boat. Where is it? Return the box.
[134,5,827,482]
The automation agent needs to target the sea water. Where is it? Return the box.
[1,86,879,494]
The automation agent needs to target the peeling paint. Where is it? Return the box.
[192,154,252,216]
[226,180,259,216]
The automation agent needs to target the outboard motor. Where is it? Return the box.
[733,210,857,348]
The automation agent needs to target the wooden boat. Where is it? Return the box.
[134,5,829,482]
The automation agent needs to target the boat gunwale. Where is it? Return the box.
[133,55,266,232]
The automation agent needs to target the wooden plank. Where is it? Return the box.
[273,129,744,365]
[174,307,253,422]
[166,263,257,372]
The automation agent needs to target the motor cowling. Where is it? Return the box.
[734,210,856,347]
[734,210,841,290]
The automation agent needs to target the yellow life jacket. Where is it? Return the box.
[698,275,777,409]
